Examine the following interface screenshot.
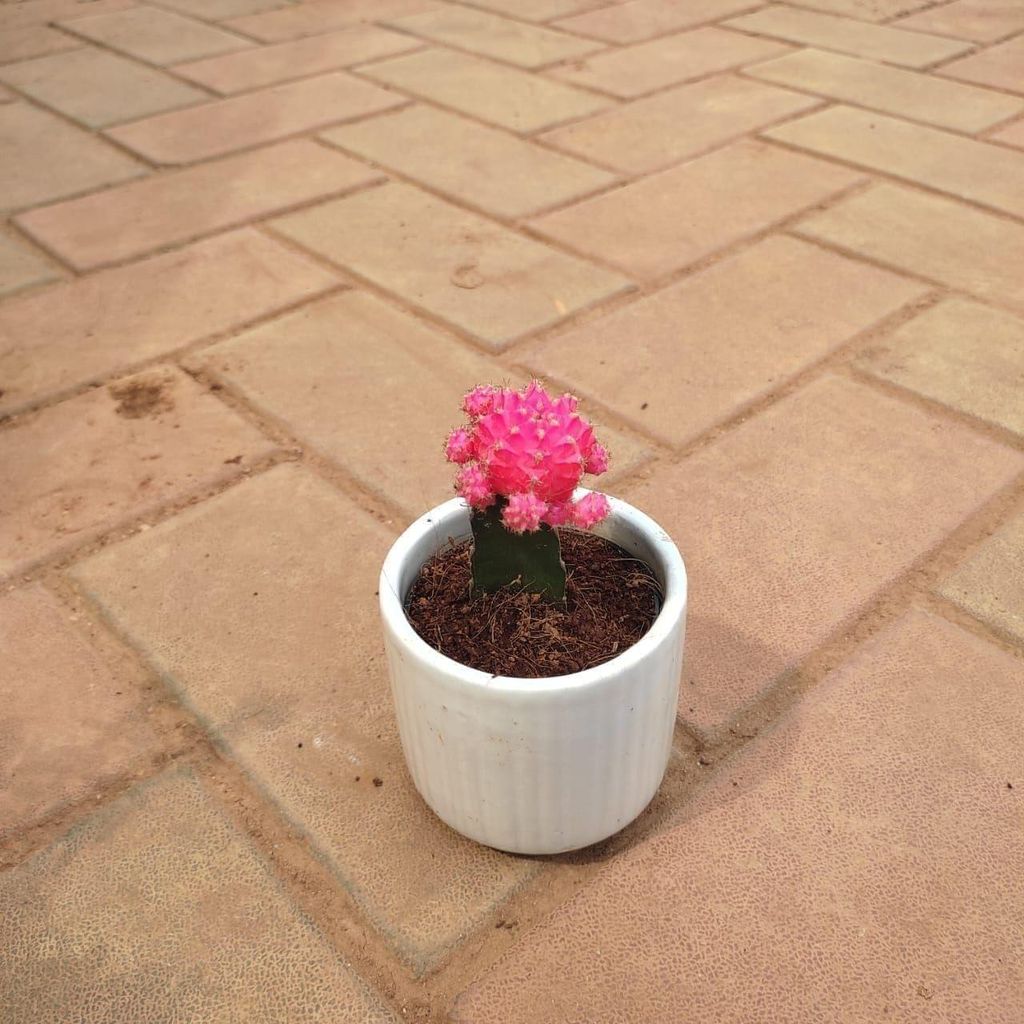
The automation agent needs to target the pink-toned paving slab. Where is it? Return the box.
[520,234,926,447]
[107,71,405,165]
[453,608,1024,1023]
[746,47,1023,134]
[0,585,161,839]
[539,73,820,175]
[0,232,57,297]
[938,34,1024,94]
[383,6,600,68]
[0,229,337,416]
[359,45,609,133]
[992,117,1024,150]
[0,769,400,1021]
[59,6,252,64]
[15,139,380,270]
[529,138,862,280]
[623,374,1023,732]
[0,47,207,129]
[725,6,972,68]
[782,0,931,18]
[174,25,422,94]
[322,104,617,218]
[896,0,1024,43]
[1,101,144,214]
[225,0,440,43]
[548,26,790,98]
[766,105,1024,221]
[271,181,630,348]
[0,25,81,64]
[0,365,278,578]
[938,509,1024,645]
[796,183,1024,314]
[555,0,762,43]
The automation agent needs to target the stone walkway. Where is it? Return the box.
[2,0,1023,1019]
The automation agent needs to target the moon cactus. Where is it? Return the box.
[445,380,611,600]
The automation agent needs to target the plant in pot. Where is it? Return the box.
[379,381,687,855]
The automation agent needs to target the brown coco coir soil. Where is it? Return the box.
[404,530,662,677]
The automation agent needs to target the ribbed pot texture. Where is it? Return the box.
[379,493,687,855]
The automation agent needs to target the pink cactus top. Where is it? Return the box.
[445,381,611,534]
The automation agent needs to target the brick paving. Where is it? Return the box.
[1,0,1022,1020]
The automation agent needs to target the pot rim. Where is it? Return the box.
[379,491,687,695]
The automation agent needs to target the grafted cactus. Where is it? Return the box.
[445,381,611,601]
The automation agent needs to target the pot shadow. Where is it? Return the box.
[532,612,805,869]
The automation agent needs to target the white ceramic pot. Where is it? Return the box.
[379,492,687,855]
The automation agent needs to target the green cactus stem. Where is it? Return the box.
[470,498,566,602]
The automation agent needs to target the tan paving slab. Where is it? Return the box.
[623,374,1024,730]
[0,24,81,63]
[0,102,143,213]
[70,465,538,970]
[858,298,1024,438]
[272,182,630,348]
[748,47,1023,133]
[385,6,599,68]
[0,365,277,577]
[0,585,160,839]
[360,46,608,132]
[0,229,336,416]
[897,0,1024,42]
[0,232,56,296]
[157,0,288,19]
[725,6,972,68]
[993,117,1024,149]
[226,0,439,43]
[938,34,1024,93]
[797,183,1024,314]
[60,5,251,64]
[939,511,1024,644]
[767,104,1024,220]
[549,26,789,98]
[529,138,861,280]
[453,608,1024,1023]
[461,0,603,20]
[186,290,648,517]
[0,768,400,1022]
[323,104,617,218]
[0,46,206,128]
[521,235,924,446]
[540,73,819,174]
[0,0,137,29]
[16,138,378,270]
[107,70,403,164]
[781,0,930,18]
[554,0,760,43]
[175,25,421,93]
